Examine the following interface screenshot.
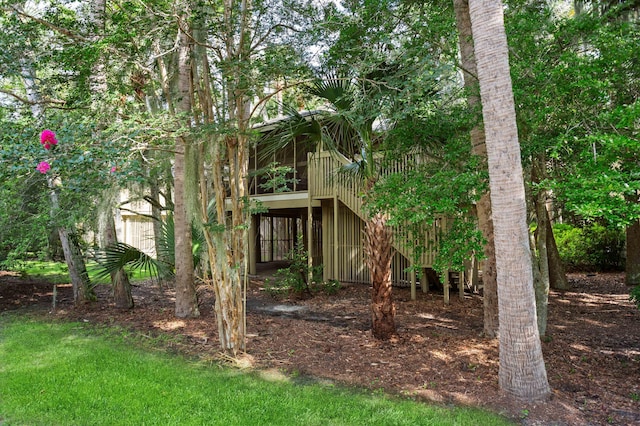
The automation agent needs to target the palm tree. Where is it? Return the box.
[265,75,396,339]
[467,0,550,400]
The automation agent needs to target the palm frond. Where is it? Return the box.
[257,108,326,162]
[94,242,167,282]
[309,74,355,112]
[338,147,372,185]
[157,214,175,267]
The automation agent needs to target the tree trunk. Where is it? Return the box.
[101,210,133,309]
[478,195,499,337]
[149,182,168,267]
[189,0,253,355]
[57,227,94,305]
[20,47,94,306]
[453,0,498,338]
[533,196,549,338]
[173,5,200,318]
[531,157,550,337]
[364,212,396,339]
[626,219,640,286]
[468,0,550,401]
[546,207,569,290]
[90,0,132,309]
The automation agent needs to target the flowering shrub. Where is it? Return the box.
[36,161,51,174]
[40,129,58,150]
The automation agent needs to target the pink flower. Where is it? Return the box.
[36,161,51,174]
[110,166,117,173]
[40,129,58,149]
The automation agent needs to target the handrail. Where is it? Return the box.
[308,150,440,268]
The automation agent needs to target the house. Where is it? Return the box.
[245,113,475,302]
[115,190,158,257]
[115,113,477,302]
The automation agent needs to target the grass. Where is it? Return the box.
[9,260,153,285]
[0,315,515,426]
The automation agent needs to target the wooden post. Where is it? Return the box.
[411,265,417,301]
[421,268,428,293]
[333,196,339,280]
[444,270,450,304]
[270,216,274,261]
[52,284,57,312]
[248,215,257,275]
[307,204,313,284]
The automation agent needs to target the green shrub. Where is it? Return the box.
[630,285,640,309]
[553,222,625,271]
[264,235,341,297]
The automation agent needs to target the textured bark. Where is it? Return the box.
[546,208,569,290]
[477,194,499,337]
[533,198,549,337]
[102,212,133,309]
[531,159,550,337]
[149,183,167,264]
[454,0,498,338]
[88,0,107,95]
[58,228,94,305]
[364,212,396,339]
[468,0,550,401]
[626,220,640,286]
[91,0,132,309]
[192,0,249,353]
[173,6,200,319]
[20,43,94,306]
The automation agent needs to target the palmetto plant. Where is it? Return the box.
[94,214,204,284]
[94,242,165,282]
[263,74,396,339]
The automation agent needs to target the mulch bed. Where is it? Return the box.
[1,270,639,425]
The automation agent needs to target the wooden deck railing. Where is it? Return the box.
[308,150,441,268]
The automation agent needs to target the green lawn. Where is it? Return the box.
[0,315,514,426]
[11,260,153,285]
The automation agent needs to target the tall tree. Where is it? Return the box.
[453,0,499,337]
[173,2,200,318]
[166,0,318,352]
[263,75,398,339]
[5,2,96,305]
[468,0,550,400]
[88,0,133,309]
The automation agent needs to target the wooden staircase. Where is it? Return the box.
[308,150,442,269]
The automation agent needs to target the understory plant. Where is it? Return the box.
[553,222,625,271]
[265,234,340,297]
[630,286,640,310]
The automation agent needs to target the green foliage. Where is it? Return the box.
[630,286,640,310]
[372,129,487,274]
[553,223,625,271]
[432,218,486,274]
[552,104,640,226]
[0,316,513,426]
[93,242,168,282]
[0,175,51,264]
[254,162,299,193]
[92,214,204,282]
[2,260,150,285]
[264,235,340,297]
[507,3,640,229]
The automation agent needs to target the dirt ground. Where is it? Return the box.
[1,269,639,425]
